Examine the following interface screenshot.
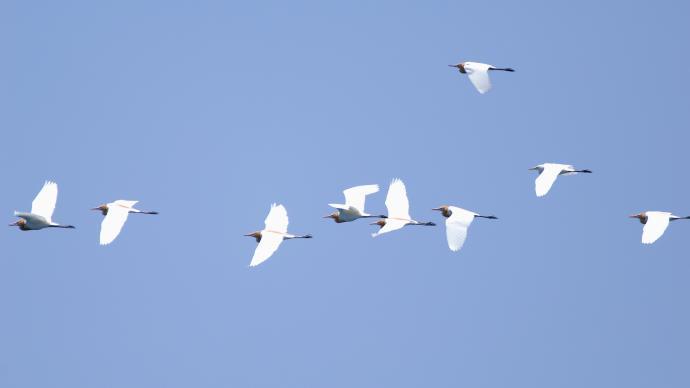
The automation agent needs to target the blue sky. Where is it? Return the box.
[2,0,690,387]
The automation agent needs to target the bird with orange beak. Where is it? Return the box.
[432,206,497,252]
[629,211,690,244]
[245,203,312,267]
[91,200,158,245]
[324,184,386,223]
[449,61,515,94]
[10,181,75,231]
[371,179,435,237]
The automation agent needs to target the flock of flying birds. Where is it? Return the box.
[10,61,689,266]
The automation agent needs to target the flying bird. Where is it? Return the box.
[10,181,75,231]
[529,163,592,197]
[324,184,385,223]
[449,61,515,94]
[371,179,435,237]
[245,203,312,267]
[432,206,497,252]
[629,211,690,244]
[91,200,158,245]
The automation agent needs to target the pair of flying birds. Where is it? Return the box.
[9,181,157,245]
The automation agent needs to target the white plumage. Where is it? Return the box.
[450,61,514,94]
[433,206,497,252]
[11,181,74,230]
[248,204,311,267]
[530,163,592,197]
[327,184,381,223]
[372,179,435,237]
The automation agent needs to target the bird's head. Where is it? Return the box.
[449,63,466,73]
[244,231,262,242]
[629,212,647,224]
[323,212,342,223]
[528,165,543,172]
[91,204,109,216]
[370,219,387,229]
[432,206,452,218]
[9,218,28,231]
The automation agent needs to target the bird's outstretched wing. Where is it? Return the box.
[445,207,476,251]
[112,200,139,209]
[31,181,58,223]
[250,231,284,267]
[641,212,671,244]
[343,184,379,211]
[465,62,493,94]
[100,205,131,245]
[385,179,410,219]
[264,203,288,234]
[372,219,408,237]
[535,165,562,197]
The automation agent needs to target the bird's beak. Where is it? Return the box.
[8,221,18,226]
[628,214,638,218]
[448,64,459,67]
[323,214,332,218]
[369,221,378,225]
[432,207,442,211]
[528,167,537,171]
[243,233,253,237]
[90,207,99,211]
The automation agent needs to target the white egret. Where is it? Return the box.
[245,203,312,267]
[371,179,435,237]
[432,206,497,252]
[449,61,515,94]
[10,181,75,231]
[91,200,158,245]
[324,184,385,223]
[629,211,690,244]
[529,163,592,197]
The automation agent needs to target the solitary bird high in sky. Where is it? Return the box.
[432,206,497,252]
[324,184,385,223]
[449,61,515,94]
[629,211,690,244]
[91,200,158,245]
[371,179,435,237]
[529,163,592,197]
[10,181,75,231]
[245,203,312,267]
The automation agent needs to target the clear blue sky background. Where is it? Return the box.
[2,1,689,387]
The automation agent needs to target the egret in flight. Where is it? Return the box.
[529,163,592,197]
[91,200,158,245]
[449,61,515,94]
[10,181,75,231]
[324,184,385,223]
[629,211,690,244]
[245,203,312,267]
[432,206,497,252]
[371,179,435,237]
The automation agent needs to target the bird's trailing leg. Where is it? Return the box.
[49,224,76,229]
[411,221,436,226]
[489,67,515,72]
[476,215,498,220]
